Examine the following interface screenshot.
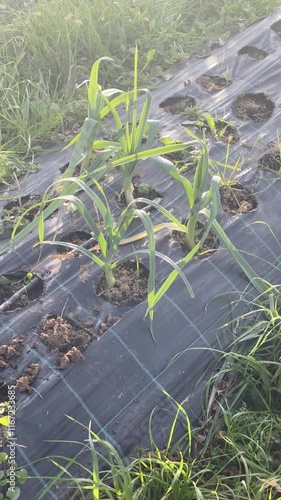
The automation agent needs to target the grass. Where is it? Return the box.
[25,295,281,499]
[0,0,280,155]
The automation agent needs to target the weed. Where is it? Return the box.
[0,402,28,499]
[186,113,239,144]
[0,153,38,187]
[0,195,41,236]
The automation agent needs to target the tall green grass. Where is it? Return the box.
[27,301,281,499]
[0,0,280,153]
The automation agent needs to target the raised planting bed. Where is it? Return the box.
[2,8,281,498]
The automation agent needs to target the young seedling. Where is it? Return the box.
[210,141,241,186]
[182,104,206,121]
[183,112,238,143]
[160,137,201,174]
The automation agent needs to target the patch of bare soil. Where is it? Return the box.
[173,220,219,258]
[38,315,95,370]
[98,261,148,305]
[197,74,231,92]
[238,46,268,59]
[232,93,275,121]
[159,95,196,114]
[258,152,281,172]
[220,184,257,214]
[16,364,41,393]
[0,273,44,311]
[0,337,24,369]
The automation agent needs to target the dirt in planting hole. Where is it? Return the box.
[173,220,219,258]
[39,314,95,370]
[271,19,281,37]
[117,183,163,208]
[56,229,93,254]
[97,261,148,305]
[232,93,275,121]
[197,120,239,144]
[60,162,81,176]
[0,337,25,370]
[16,364,41,393]
[0,194,42,236]
[220,183,258,215]
[238,46,268,59]
[162,148,199,172]
[159,95,196,114]
[0,273,44,311]
[258,152,281,172]
[196,74,232,92]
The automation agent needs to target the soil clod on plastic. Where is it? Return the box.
[38,314,95,370]
[98,261,148,306]
[220,183,258,214]
[238,46,268,59]
[16,364,41,393]
[0,337,24,369]
[159,95,196,114]
[196,74,232,92]
[232,93,275,121]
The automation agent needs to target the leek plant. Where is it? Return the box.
[34,177,193,336]
[4,53,199,257]
[135,130,271,322]
[78,48,202,205]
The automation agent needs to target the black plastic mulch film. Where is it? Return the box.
[2,8,281,498]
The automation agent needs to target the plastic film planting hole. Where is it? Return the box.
[238,46,268,59]
[196,74,232,92]
[232,93,275,121]
[159,95,196,114]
